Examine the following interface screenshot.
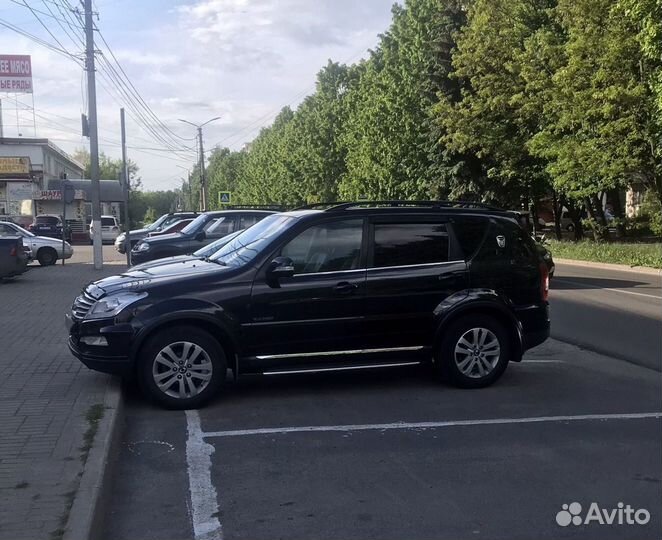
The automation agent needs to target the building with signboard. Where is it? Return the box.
[0,137,84,225]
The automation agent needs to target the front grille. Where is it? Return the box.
[72,290,96,320]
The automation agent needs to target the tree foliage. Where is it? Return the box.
[182,0,660,232]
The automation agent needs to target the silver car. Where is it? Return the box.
[0,221,74,266]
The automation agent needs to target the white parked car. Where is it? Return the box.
[89,215,121,244]
[0,221,74,266]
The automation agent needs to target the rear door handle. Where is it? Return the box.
[333,281,358,295]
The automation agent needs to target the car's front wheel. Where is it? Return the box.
[138,326,226,409]
[437,315,510,388]
[37,247,57,266]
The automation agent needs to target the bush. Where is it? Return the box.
[548,239,662,268]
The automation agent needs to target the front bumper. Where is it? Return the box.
[66,314,135,376]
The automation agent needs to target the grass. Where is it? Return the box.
[547,239,662,269]
[79,403,105,463]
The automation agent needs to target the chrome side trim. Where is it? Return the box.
[244,316,362,327]
[255,346,425,360]
[368,259,464,272]
[295,268,366,277]
[263,361,422,375]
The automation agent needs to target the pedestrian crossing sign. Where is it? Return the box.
[219,191,232,205]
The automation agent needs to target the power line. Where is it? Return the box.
[0,17,83,64]
[16,1,74,59]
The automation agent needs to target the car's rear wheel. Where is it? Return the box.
[37,247,57,266]
[437,315,510,388]
[138,326,226,409]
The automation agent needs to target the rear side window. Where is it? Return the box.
[454,217,488,258]
[37,216,59,225]
[371,223,449,268]
[509,225,537,262]
[101,217,116,226]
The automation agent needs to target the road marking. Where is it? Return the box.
[519,359,564,364]
[202,412,662,439]
[186,410,223,540]
[554,278,662,300]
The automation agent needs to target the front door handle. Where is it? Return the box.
[333,281,358,295]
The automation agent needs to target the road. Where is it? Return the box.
[550,262,661,371]
[103,346,660,540]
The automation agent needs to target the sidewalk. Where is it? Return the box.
[0,250,125,540]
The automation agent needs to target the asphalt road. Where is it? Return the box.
[550,263,661,371]
[103,339,661,540]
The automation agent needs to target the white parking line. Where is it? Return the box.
[554,278,662,300]
[201,412,662,439]
[519,359,564,364]
[186,410,223,540]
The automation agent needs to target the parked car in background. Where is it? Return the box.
[146,218,194,237]
[89,215,121,244]
[0,221,74,266]
[68,200,550,409]
[0,236,28,279]
[130,229,245,271]
[545,209,575,232]
[130,210,275,265]
[114,211,199,254]
[28,214,70,241]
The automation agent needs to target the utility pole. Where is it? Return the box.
[84,0,103,269]
[179,117,220,212]
[120,108,131,266]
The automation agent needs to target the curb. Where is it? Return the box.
[555,258,662,276]
[63,377,124,540]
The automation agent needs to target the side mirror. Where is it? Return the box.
[267,257,295,280]
[195,231,206,241]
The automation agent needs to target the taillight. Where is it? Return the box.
[9,246,16,257]
[540,263,549,302]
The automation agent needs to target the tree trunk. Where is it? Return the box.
[552,190,563,241]
[609,188,626,238]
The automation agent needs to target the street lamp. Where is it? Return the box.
[178,117,221,211]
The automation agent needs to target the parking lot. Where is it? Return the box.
[104,338,661,540]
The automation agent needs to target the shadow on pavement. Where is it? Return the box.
[552,276,649,290]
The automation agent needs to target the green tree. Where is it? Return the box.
[206,148,246,209]
[143,207,157,224]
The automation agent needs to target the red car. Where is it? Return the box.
[147,218,194,237]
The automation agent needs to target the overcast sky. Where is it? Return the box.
[0,0,395,190]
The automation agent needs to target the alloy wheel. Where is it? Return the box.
[151,341,214,399]
[454,327,501,379]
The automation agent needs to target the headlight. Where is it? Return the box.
[135,242,150,252]
[86,291,147,319]
[116,233,125,242]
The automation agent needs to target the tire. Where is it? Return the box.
[138,326,226,409]
[37,247,57,266]
[437,315,511,388]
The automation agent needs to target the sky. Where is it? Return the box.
[0,0,395,190]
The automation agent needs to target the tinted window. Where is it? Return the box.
[101,217,116,226]
[239,214,261,229]
[509,225,537,262]
[281,219,363,274]
[454,217,488,258]
[0,224,13,235]
[181,214,210,234]
[206,216,235,237]
[37,216,59,225]
[372,223,449,268]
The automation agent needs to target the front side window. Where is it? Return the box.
[239,214,261,229]
[372,223,449,268]
[206,216,235,237]
[281,219,363,274]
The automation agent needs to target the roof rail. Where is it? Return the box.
[223,204,285,211]
[293,202,353,211]
[318,200,503,212]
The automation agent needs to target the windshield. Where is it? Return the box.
[193,229,244,258]
[181,214,210,235]
[209,215,296,267]
[146,214,169,231]
[15,224,34,237]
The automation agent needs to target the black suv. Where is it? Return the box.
[66,201,550,409]
[130,209,275,264]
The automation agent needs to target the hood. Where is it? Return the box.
[91,258,224,295]
[34,235,64,244]
[117,227,150,238]
[139,232,186,245]
[130,254,197,272]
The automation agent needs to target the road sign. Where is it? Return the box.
[219,191,232,205]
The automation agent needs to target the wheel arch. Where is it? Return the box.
[130,313,239,377]
[433,294,524,363]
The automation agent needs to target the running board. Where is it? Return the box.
[263,361,422,376]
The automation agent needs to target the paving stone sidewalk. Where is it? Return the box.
[0,249,126,540]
